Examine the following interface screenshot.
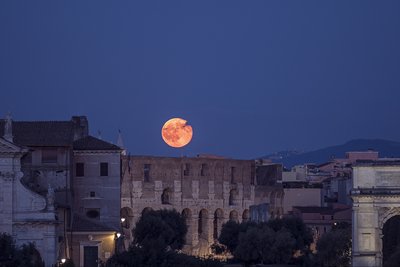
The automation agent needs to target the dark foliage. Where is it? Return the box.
[106,244,223,267]
[315,226,351,267]
[133,209,187,251]
[107,209,222,267]
[233,224,295,266]
[267,216,313,252]
[218,220,256,253]
[0,233,44,267]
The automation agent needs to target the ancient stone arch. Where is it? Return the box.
[229,189,239,206]
[161,188,172,204]
[351,162,400,267]
[229,210,239,222]
[242,209,250,222]
[120,207,134,229]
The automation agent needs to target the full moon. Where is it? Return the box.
[161,118,193,148]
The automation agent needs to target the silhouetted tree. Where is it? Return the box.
[267,216,313,253]
[218,220,256,253]
[107,209,223,267]
[0,233,44,267]
[133,209,187,251]
[315,227,351,267]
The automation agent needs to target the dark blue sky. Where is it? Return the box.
[1,1,400,159]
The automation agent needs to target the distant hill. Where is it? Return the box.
[261,139,400,168]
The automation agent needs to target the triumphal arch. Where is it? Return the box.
[351,160,400,267]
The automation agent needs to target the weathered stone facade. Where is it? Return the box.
[121,155,256,255]
[351,161,400,267]
[0,137,57,266]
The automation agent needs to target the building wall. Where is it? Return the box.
[73,151,121,229]
[70,232,116,267]
[352,163,400,267]
[0,139,58,267]
[121,156,255,256]
[283,188,322,215]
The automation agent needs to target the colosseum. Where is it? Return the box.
[120,155,283,256]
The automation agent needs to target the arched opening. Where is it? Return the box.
[120,207,134,229]
[242,209,250,223]
[141,207,153,215]
[213,209,224,240]
[229,189,239,206]
[182,208,192,245]
[161,188,172,204]
[383,215,400,265]
[229,210,239,223]
[198,209,209,241]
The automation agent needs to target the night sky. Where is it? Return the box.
[1,1,400,159]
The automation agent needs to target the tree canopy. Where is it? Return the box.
[133,209,187,251]
[315,225,351,267]
[0,233,44,267]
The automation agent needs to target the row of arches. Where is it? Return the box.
[120,207,250,245]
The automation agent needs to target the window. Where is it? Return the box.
[184,163,190,176]
[231,167,236,184]
[100,162,108,176]
[90,191,95,198]
[144,164,151,182]
[201,163,208,176]
[86,209,100,219]
[76,163,84,177]
[42,148,58,164]
[161,188,171,204]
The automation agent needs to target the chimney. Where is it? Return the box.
[71,116,89,141]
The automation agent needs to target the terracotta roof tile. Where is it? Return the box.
[0,120,74,146]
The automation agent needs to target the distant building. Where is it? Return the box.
[282,188,322,215]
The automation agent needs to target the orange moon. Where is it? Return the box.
[161,118,193,148]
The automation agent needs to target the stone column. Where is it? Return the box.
[191,214,199,254]
[207,216,214,245]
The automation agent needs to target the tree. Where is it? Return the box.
[234,228,263,266]
[267,217,313,253]
[218,220,256,253]
[106,209,221,267]
[0,233,44,267]
[133,209,187,251]
[268,228,296,264]
[0,233,17,267]
[315,227,351,267]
